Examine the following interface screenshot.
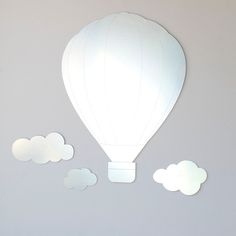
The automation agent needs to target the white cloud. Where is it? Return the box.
[153,160,207,195]
[64,168,97,190]
[12,132,74,164]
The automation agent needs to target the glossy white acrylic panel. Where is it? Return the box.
[62,12,186,183]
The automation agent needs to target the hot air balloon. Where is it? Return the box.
[62,12,186,183]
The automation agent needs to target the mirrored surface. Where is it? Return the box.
[62,12,186,182]
[12,132,74,164]
[153,160,207,195]
[64,168,97,190]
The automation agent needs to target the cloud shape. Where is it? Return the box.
[12,132,74,164]
[153,160,207,195]
[64,168,97,190]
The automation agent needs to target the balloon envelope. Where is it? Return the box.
[62,12,186,163]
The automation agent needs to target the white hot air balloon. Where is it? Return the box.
[62,12,186,183]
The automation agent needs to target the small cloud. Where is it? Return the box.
[153,160,207,195]
[12,132,74,164]
[64,168,97,190]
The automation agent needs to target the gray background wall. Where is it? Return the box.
[1,0,236,235]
